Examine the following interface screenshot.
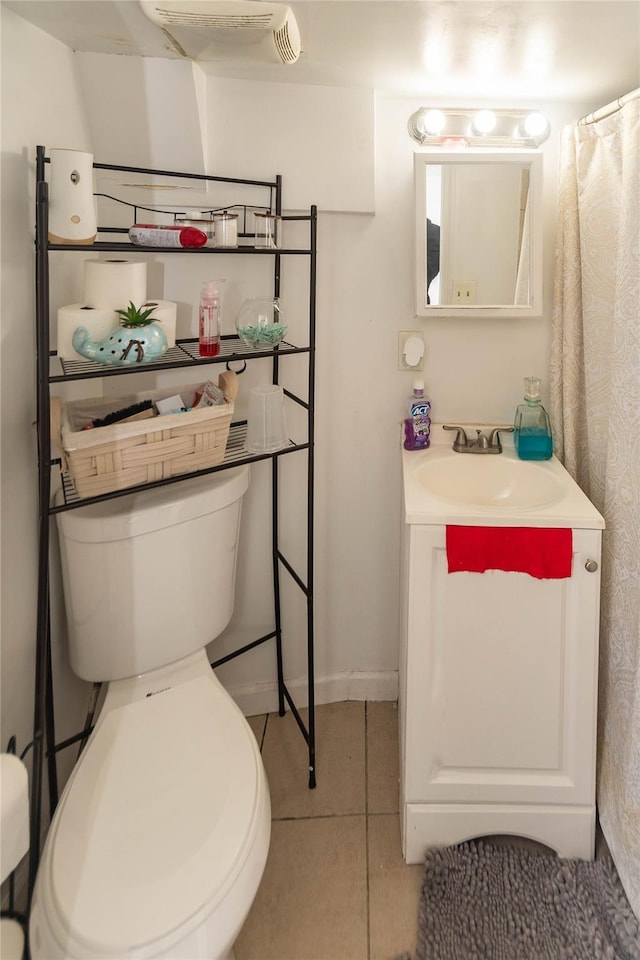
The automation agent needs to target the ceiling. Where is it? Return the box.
[4,0,640,104]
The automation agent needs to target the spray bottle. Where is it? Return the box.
[130,224,208,248]
[198,280,223,357]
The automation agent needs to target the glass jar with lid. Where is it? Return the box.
[175,211,214,246]
[213,211,238,248]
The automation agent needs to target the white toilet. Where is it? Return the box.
[29,465,270,960]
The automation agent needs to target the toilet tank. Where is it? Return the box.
[56,466,249,682]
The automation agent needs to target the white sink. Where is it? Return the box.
[402,425,605,528]
[415,453,564,508]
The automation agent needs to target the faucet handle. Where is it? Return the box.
[488,426,514,450]
[443,424,469,451]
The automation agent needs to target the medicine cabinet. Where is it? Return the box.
[414,150,544,319]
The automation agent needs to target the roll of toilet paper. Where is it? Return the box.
[83,259,147,310]
[57,304,118,359]
[140,300,177,348]
[0,754,29,882]
[48,148,97,245]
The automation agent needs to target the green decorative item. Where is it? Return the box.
[115,301,159,328]
[72,301,168,365]
[236,298,287,350]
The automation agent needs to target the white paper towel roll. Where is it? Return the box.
[141,300,177,348]
[48,148,97,245]
[57,304,118,359]
[83,259,147,310]
[1,754,29,882]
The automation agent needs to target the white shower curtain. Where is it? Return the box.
[550,97,640,917]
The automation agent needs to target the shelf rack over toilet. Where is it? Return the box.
[31,146,318,896]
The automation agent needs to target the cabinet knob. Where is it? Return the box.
[585,559,599,573]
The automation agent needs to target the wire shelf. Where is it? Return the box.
[56,423,307,511]
[51,336,307,382]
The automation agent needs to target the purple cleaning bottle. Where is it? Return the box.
[404,379,431,450]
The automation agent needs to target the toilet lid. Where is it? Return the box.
[46,672,262,956]
[57,464,249,543]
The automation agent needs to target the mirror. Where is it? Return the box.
[414,151,543,318]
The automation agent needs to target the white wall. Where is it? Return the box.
[0,5,96,839]
[179,84,591,709]
[75,53,207,174]
[0,13,603,791]
[210,90,597,712]
[202,75,375,212]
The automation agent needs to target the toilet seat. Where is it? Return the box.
[32,655,269,959]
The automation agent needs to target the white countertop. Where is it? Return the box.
[403,424,605,529]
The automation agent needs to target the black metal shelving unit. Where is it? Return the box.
[30,146,317,895]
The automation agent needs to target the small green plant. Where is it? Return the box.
[115,301,158,328]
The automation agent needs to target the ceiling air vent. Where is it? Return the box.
[140,0,301,64]
[272,18,298,64]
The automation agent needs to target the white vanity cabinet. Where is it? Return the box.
[399,438,605,864]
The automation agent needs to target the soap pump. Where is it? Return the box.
[514,377,553,460]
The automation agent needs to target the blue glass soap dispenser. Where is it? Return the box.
[514,377,553,460]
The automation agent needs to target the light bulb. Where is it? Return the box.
[524,112,547,137]
[471,109,497,136]
[408,106,550,147]
[524,112,550,140]
[418,109,446,136]
[514,112,550,145]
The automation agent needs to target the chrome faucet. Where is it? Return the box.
[443,424,514,454]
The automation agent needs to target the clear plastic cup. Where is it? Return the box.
[254,212,281,249]
[246,384,288,453]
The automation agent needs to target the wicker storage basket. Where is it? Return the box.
[55,384,233,499]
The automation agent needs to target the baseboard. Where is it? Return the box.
[227,670,399,717]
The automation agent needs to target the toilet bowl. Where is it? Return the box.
[30,651,270,960]
[29,466,270,959]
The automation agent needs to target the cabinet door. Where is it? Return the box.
[402,525,601,806]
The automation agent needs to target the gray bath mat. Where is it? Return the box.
[397,840,640,960]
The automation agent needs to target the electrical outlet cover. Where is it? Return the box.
[453,281,477,304]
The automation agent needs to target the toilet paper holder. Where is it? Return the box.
[1,747,29,957]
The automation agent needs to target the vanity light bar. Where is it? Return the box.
[408,107,551,148]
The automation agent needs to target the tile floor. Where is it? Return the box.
[236,701,423,960]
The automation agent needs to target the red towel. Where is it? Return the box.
[446,526,573,579]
